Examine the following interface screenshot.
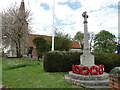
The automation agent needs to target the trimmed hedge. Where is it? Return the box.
[95,53,120,73]
[44,51,120,73]
[44,51,82,72]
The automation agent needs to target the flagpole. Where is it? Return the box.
[51,0,55,51]
[118,1,120,45]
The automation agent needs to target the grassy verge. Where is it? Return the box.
[2,58,85,88]
[0,58,2,86]
[2,58,40,70]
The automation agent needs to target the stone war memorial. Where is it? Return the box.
[65,11,109,88]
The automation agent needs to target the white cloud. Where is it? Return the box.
[0,0,119,38]
[88,7,118,34]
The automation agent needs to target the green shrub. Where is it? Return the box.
[95,53,120,73]
[44,51,120,73]
[44,51,82,72]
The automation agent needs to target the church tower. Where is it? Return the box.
[19,0,29,56]
[19,0,25,13]
[19,0,26,22]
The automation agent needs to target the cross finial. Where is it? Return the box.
[82,11,88,23]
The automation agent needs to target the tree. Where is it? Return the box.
[54,36,71,51]
[2,2,32,58]
[54,28,71,51]
[73,31,84,49]
[33,37,49,59]
[47,28,71,51]
[93,30,117,53]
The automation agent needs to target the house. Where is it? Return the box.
[28,34,82,57]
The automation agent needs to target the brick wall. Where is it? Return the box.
[109,67,120,90]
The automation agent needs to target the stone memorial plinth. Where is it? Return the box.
[80,11,94,67]
[65,11,109,88]
[65,72,109,88]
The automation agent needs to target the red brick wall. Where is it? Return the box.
[109,75,120,89]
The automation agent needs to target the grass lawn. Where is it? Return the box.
[0,58,2,85]
[2,58,86,89]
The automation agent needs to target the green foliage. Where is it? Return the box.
[73,31,90,49]
[0,51,6,57]
[74,32,84,48]
[93,30,117,53]
[54,37,71,51]
[74,31,84,42]
[44,51,82,72]
[44,51,119,73]
[33,37,49,58]
[54,28,71,51]
[47,34,71,51]
[95,53,120,73]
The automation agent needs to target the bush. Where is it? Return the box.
[44,51,82,72]
[44,51,120,73]
[95,53,120,73]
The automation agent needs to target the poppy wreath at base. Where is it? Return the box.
[72,64,104,75]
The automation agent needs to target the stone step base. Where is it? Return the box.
[65,72,109,88]
[68,71,109,81]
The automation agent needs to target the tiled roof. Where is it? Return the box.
[70,41,81,49]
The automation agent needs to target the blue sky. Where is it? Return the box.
[0,0,119,38]
[57,2,81,10]
[108,4,118,9]
[40,3,50,10]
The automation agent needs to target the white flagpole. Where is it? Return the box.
[51,0,55,51]
[118,1,120,44]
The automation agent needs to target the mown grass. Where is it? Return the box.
[2,58,86,89]
[2,58,40,70]
[0,57,2,85]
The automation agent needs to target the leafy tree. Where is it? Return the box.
[74,31,91,50]
[93,30,117,53]
[55,28,71,51]
[73,31,84,49]
[74,31,84,42]
[54,36,71,51]
[33,37,49,59]
[47,28,71,51]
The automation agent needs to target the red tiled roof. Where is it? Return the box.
[70,41,81,49]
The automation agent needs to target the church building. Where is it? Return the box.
[7,0,81,57]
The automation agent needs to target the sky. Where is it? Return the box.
[0,0,119,38]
